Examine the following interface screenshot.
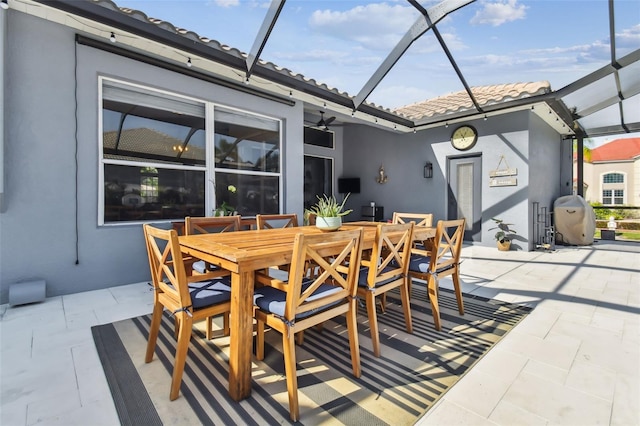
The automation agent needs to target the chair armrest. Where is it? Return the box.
[255,270,289,292]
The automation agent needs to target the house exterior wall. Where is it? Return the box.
[635,158,640,206]
[583,160,637,205]
[0,11,304,303]
[1,9,571,303]
[342,110,569,251]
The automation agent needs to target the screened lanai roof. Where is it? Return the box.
[22,0,640,139]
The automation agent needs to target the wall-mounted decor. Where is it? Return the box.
[376,164,388,184]
[489,155,517,187]
[450,124,478,151]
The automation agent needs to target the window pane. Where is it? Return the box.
[104,164,205,222]
[215,172,279,216]
[304,156,333,210]
[103,81,206,166]
[603,173,624,183]
[614,189,624,204]
[214,108,280,172]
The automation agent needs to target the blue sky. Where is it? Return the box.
[115,0,639,144]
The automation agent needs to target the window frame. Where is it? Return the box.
[98,76,283,226]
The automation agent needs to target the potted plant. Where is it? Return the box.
[490,217,517,251]
[306,193,353,231]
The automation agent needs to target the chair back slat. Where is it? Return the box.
[143,224,191,308]
[430,219,465,272]
[392,212,434,227]
[284,229,363,320]
[256,213,298,229]
[185,216,241,235]
[365,223,414,287]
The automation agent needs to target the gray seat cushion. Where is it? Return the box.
[253,280,342,319]
[357,266,402,288]
[187,277,232,308]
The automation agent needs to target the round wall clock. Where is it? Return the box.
[450,125,478,151]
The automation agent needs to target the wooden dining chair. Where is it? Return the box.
[184,215,240,338]
[407,218,466,331]
[392,211,434,227]
[393,211,434,249]
[255,213,298,229]
[184,215,240,275]
[391,211,435,301]
[143,224,232,401]
[357,222,414,357]
[253,228,364,422]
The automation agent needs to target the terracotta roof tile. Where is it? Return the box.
[591,138,640,161]
[393,82,551,119]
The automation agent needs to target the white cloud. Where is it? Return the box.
[213,0,239,8]
[470,0,527,27]
[616,24,640,50]
[308,2,417,51]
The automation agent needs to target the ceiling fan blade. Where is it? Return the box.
[325,116,336,126]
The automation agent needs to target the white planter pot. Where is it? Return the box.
[315,216,342,231]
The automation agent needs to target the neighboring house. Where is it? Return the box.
[581,138,640,206]
[0,1,579,302]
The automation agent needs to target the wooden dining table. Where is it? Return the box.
[178,221,435,401]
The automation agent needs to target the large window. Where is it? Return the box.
[100,78,281,224]
[603,173,624,183]
[602,189,624,205]
[601,172,625,205]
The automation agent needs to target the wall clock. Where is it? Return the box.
[450,125,478,151]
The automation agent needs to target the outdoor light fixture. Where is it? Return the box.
[186,58,192,67]
[109,32,116,43]
[424,162,433,179]
[1,0,9,10]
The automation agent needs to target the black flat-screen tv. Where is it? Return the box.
[338,177,360,194]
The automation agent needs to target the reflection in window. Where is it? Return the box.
[140,167,159,202]
[100,78,282,224]
[214,108,280,173]
[603,173,624,183]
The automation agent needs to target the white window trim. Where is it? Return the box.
[98,76,283,225]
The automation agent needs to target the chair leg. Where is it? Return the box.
[346,301,361,378]
[400,279,413,333]
[145,302,164,363]
[295,331,305,345]
[427,275,441,331]
[223,312,230,336]
[282,327,300,422]
[365,291,381,357]
[170,312,193,401]
[255,319,265,360]
[378,293,387,313]
[453,270,464,315]
[206,316,213,340]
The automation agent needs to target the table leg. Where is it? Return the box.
[228,270,255,401]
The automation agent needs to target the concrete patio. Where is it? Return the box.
[1,241,638,425]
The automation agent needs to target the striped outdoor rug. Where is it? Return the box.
[92,285,531,425]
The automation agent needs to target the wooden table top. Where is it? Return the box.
[178,223,435,273]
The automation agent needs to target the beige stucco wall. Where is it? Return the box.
[582,160,638,205]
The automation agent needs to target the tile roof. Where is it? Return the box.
[393,82,551,120]
[591,137,640,162]
[97,1,551,120]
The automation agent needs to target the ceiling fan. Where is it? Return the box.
[316,110,336,130]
